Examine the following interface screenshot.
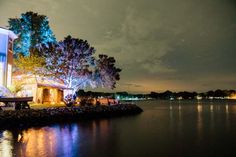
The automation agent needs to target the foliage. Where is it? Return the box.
[8,11,56,56]
[39,35,95,90]
[37,36,121,92]
[10,12,121,95]
[14,53,46,75]
[92,54,121,89]
[76,89,86,97]
[8,82,24,96]
[149,89,236,100]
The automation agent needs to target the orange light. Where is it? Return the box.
[230,94,236,99]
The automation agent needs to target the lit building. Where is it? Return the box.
[12,74,69,104]
[0,27,67,104]
[0,27,17,88]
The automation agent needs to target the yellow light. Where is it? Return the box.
[230,94,236,99]
[196,95,202,100]
[177,97,183,100]
[226,104,229,114]
[197,104,202,113]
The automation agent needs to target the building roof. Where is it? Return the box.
[12,74,70,90]
[0,27,17,40]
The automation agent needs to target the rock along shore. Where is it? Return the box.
[0,104,143,129]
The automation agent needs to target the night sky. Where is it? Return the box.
[0,0,236,93]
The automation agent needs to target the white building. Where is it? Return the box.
[0,27,17,88]
[0,27,67,104]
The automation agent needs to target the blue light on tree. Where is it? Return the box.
[8,11,56,56]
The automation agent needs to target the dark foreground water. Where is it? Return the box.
[1,100,236,157]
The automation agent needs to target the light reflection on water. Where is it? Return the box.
[0,100,236,157]
[0,119,112,157]
[0,131,13,157]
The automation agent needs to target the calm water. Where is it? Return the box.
[1,100,236,157]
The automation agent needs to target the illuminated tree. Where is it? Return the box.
[8,11,56,56]
[38,36,121,93]
[10,12,122,104]
[92,54,121,89]
[14,52,46,75]
[39,35,95,91]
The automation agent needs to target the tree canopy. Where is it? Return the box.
[8,11,56,56]
[39,35,95,90]
[93,54,121,89]
[14,53,46,75]
[38,36,121,91]
[11,11,121,94]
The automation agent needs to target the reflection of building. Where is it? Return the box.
[0,27,17,88]
[12,74,68,104]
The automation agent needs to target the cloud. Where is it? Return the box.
[120,83,143,88]
[1,0,236,92]
[96,6,178,75]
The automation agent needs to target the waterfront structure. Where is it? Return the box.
[0,27,67,104]
[0,27,17,88]
[12,74,68,104]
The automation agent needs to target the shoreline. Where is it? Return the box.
[0,104,143,130]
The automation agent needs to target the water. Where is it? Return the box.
[1,100,236,157]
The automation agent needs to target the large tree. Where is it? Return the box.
[8,11,56,56]
[38,36,121,93]
[39,35,95,91]
[92,54,121,89]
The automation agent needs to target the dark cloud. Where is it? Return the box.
[0,0,236,92]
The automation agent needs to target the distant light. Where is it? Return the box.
[230,94,236,100]
[210,105,213,112]
[197,104,202,113]
[116,95,120,100]
[177,97,183,100]
[196,95,202,100]
[226,104,229,114]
